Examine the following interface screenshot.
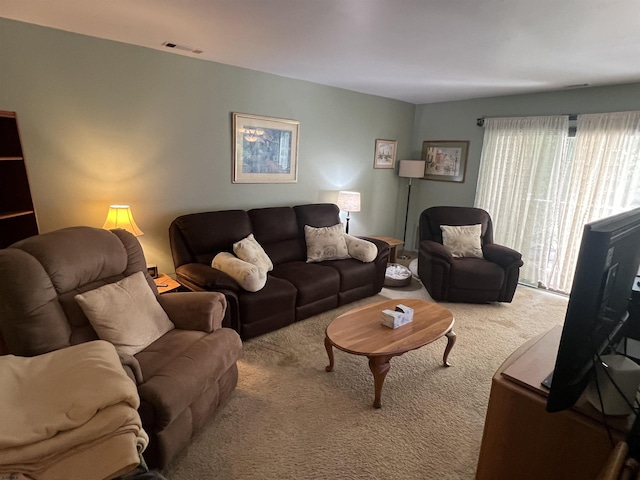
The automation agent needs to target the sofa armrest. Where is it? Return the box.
[176,263,241,292]
[356,236,390,292]
[359,236,390,262]
[158,291,227,333]
[483,243,523,269]
[420,239,454,262]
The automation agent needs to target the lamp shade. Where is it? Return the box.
[336,191,361,212]
[102,205,144,236]
[398,160,426,179]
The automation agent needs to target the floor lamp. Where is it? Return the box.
[398,160,425,259]
[336,191,361,234]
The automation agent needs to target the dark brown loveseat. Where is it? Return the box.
[169,203,390,339]
[0,227,243,470]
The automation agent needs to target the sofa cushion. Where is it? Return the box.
[344,234,378,262]
[233,234,273,272]
[12,226,129,295]
[271,261,340,305]
[170,210,253,266]
[419,206,493,245]
[440,224,483,258]
[212,252,266,292]
[249,207,305,265]
[321,258,379,292]
[294,203,342,232]
[237,276,297,337]
[450,257,505,290]
[136,328,243,428]
[304,224,350,262]
[75,271,175,356]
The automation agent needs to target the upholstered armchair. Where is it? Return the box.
[0,226,243,469]
[418,206,523,303]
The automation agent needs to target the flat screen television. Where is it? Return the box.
[545,207,640,413]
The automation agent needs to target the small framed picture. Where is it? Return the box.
[422,140,469,183]
[373,139,397,169]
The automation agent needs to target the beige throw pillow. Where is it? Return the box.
[344,234,378,263]
[304,224,350,262]
[212,252,267,292]
[440,224,484,258]
[233,233,273,272]
[75,271,175,356]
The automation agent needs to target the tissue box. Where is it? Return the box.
[381,304,414,329]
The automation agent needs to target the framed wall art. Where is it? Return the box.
[373,139,397,169]
[232,113,299,183]
[421,140,469,183]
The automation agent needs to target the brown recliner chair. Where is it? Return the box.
[418,206,523,303]
[0,226,243,470]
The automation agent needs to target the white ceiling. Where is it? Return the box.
[3,0,640,104]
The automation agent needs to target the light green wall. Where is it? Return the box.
[4,17,640,269]
[0,19,415,274]
[409,82,640,249]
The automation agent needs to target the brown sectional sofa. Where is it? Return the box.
[169,203,390,339]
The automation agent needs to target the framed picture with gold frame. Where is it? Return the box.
[422,140,469,183]
[232,113,299,183]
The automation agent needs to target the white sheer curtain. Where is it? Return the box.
[475,116,569,289]
[476,111,640,294]
[549,111,640,291]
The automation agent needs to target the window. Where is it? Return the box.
[476,111,640,293]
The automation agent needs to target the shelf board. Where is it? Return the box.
[0,157,24,161]
[0,210,35,220]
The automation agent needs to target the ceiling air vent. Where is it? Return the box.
[162,41,203,54]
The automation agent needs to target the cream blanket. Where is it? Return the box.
[0,340,148,480]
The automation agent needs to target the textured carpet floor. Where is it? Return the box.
[163,280,568,479]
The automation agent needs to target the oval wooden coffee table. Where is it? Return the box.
[325,298,456,408]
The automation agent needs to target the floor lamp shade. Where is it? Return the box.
[399,160,426,179]
[398,161,425,257]
[337,191,361,212]
[337,191,360,234]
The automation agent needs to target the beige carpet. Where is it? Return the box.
[164,279,568,479]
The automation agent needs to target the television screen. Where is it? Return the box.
[545,207,640,413]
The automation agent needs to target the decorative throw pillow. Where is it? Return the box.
[212,252,267,292]
[344,234,378,263]
[440,224,484,258]
[304,224,350,263]
[233,233,273,272]
[75,271,175,356]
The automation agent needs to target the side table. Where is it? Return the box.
[368,236,404,263]
[154,273,181,294]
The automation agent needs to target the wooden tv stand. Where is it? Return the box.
[476,326,634,480]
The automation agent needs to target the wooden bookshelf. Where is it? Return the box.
[0,111,39,248]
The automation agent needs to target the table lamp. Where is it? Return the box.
[398,160,425,258]
[336,191,361,234]
[102,205,144,236]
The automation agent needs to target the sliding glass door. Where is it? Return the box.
[476,111,640,294]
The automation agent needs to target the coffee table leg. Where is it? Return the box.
[325,336,335,372]
[368,355,392,408]
[443,330,457,367]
